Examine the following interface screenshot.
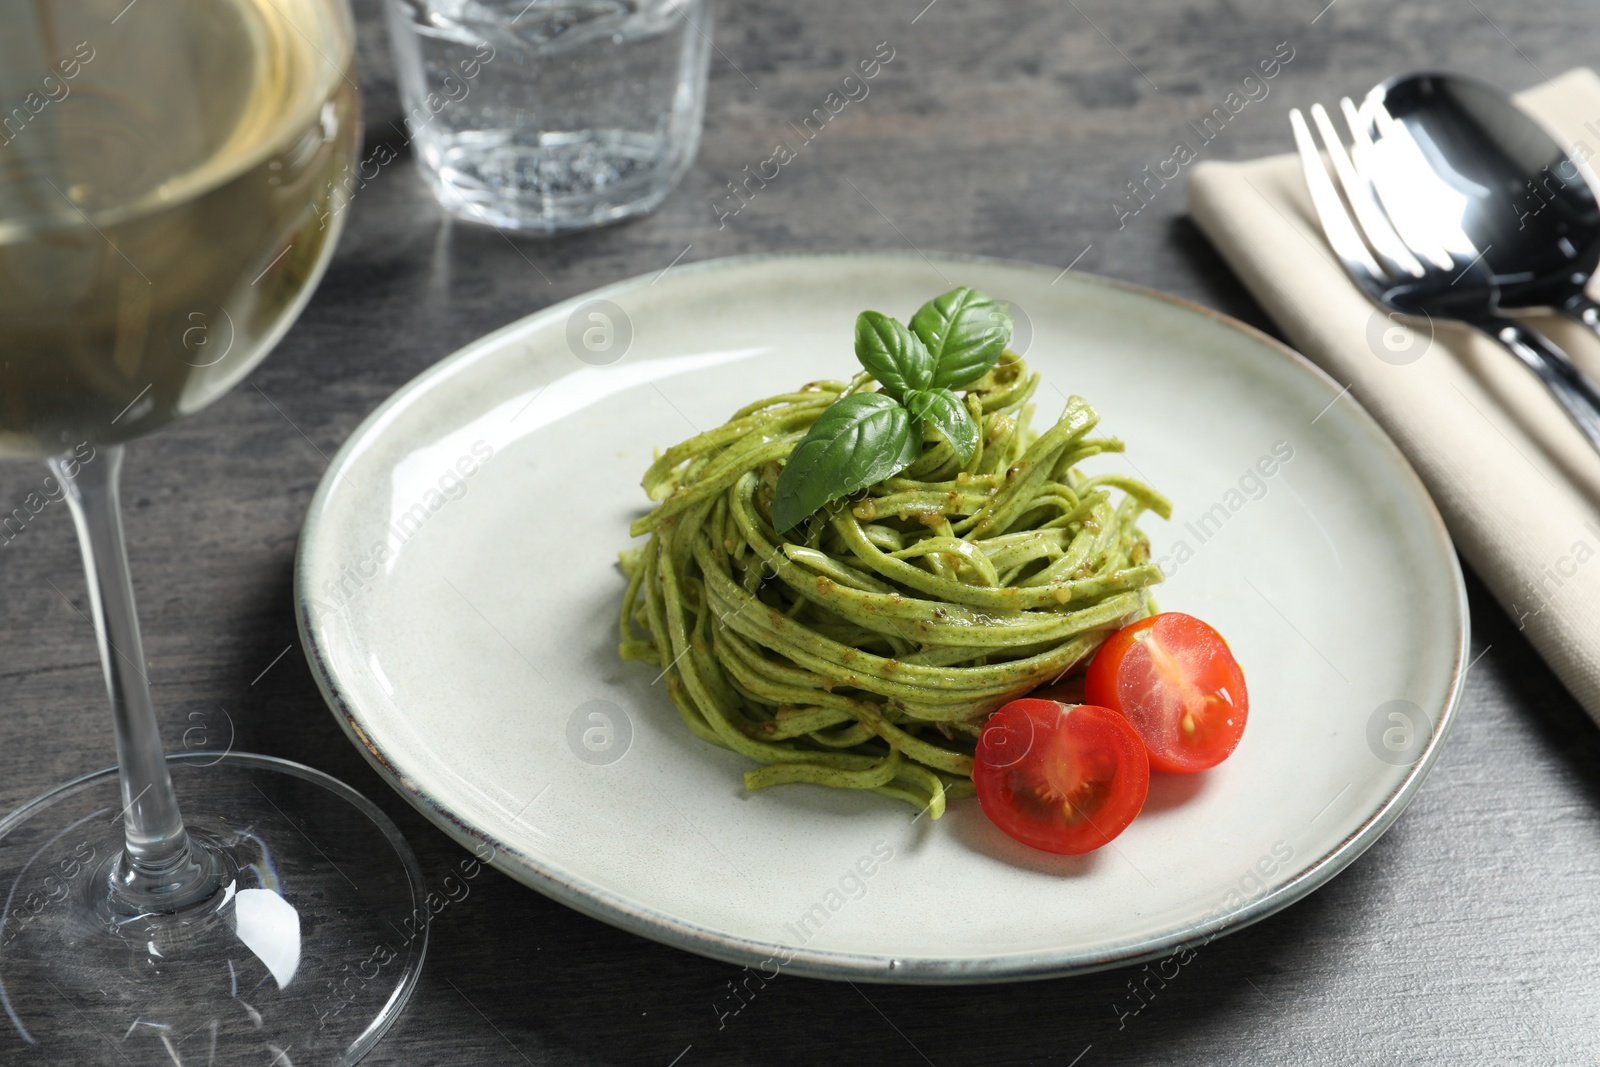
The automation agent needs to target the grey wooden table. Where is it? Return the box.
[4,0,1598,1063]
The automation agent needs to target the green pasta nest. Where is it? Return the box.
[619,354,1170,818]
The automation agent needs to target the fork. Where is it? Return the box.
[1290,97,1600,454]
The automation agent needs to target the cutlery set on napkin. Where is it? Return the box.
[1192,68,1600,726]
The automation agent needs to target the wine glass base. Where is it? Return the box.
[0,753,427,1064]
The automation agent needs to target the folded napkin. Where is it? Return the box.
[1190,68,1600,725]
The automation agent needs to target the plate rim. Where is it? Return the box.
[294,250,1470,984]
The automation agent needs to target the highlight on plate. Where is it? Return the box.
[619,287,1249,855]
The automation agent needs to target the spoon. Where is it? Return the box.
[1363,71,1600,334]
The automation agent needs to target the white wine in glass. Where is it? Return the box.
[0,1,427,1062]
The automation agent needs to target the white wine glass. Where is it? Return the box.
[0,2,427,1062]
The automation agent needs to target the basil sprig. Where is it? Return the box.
[771,287,1012,534]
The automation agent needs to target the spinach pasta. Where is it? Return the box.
[619,294,1170,819]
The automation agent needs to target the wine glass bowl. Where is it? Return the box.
[0,2,428,1062]
[0,0,360,457]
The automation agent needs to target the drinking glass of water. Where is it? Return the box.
[387,0,714,233]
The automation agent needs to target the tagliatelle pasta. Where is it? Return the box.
[619,352,1169,818]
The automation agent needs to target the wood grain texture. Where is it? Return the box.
[3,0,1599,1062]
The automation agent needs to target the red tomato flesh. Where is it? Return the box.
[1084,612,1248,774]
[972,699,1149,855]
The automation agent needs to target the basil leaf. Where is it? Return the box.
[771,392,922,533]
[909,287,1012,389]
[906,387,979,465]
[854,311,934,401]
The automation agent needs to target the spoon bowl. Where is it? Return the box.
[1367,71,1600,327]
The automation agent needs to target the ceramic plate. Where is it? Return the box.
[296,253,1467,983]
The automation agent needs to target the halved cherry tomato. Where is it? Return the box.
[972,699,1149,855]
[1084,612,1248,774]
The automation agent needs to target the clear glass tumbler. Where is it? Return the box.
[386,0,714,234]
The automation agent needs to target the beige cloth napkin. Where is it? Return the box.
[1189,68,1600,724]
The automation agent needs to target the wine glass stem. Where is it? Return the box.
[52,444,216,911]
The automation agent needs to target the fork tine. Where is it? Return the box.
[1311,102,1427,280]
[1345,96,1458,271]
[1290,106,1387,293]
